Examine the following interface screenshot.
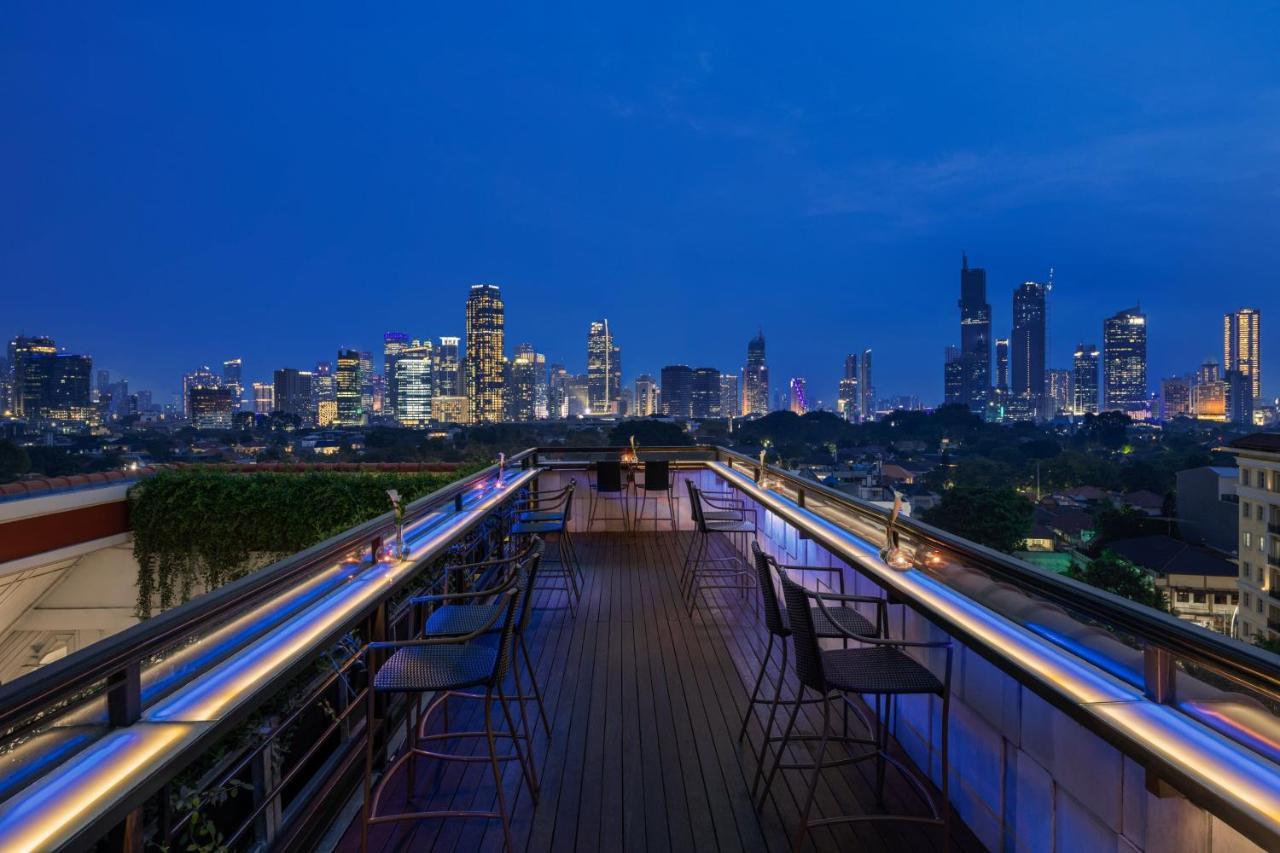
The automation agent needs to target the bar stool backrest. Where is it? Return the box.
[750,542,788,637]
[684,480,707,531]
[641,459,671,492]
[512,539,545,634]
[563,480,576,523]
[779,572,827,692]
[491,584,524,682]
[595,460,624,493]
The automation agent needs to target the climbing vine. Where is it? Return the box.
[130,468,477,617]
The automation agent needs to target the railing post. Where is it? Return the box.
[1143,644,1175,704]
[252,724,283,845]
[105,662,143,852]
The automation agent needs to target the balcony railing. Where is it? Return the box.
[0,445,1277,852]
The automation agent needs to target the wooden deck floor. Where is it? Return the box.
[337,532,983,853]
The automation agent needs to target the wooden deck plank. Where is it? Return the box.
[336,531,983,853]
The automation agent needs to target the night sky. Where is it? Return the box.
[4,4,1279,405]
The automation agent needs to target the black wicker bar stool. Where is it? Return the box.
[682,481,758,615]
[512,482,581,614]
[588,459,631,531]
[362,569,532,853]
[756,571,954,852]
[633,459,677,531]
[742,542,885,794]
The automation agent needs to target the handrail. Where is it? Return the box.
[0,450,534,735]
[700,445,1280,701]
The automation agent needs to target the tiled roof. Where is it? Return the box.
[1105,535,1237,577]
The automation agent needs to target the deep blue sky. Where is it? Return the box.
[4,4,1279,406]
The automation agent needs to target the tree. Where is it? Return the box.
[0,440,31,483]
[1091,505,1166,552]
[921,486,1033,554]
[1066,551,1167,611]
[609,420,692,447]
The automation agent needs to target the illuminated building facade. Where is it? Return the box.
[436,336,461,397]
[182,366,221,419]
[994,338,1009,396]
[509,343,545,422]
[359,351,374,415]
[691,368,721,419]
[838,353,859,422]
[1161,376,1191,419]
[719,372,738,419]
[1011,281,1048,416]
[743,331,768,416]
[943,346,964,406]
[789,377,808,415]
[957,253,992,409]
[189,386,235,430]
[1045,368,1072,418]
[273,368,314,424]
[660,365,693,417]
[1103,307,1148,413]
[1072,344,1100,415]
[465,284,506,422]
[222,358,243,409]
[586,320,621,415]
[394,339,435,426]
[7,335,58,419]
[634,374,658,417]
[1224,308,1261,401]
[383,332,409,415]
[431,395,469,424]
[252,382,274,415]
[317,399,338,427]
[336,349,365,426]
[547,364,569,418]
[859,349,874,421]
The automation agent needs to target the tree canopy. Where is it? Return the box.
[921,486,1033,554]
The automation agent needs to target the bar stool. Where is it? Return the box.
[741,543,884,793]
[682,481,758,614]
[512,483,581,615]
[633,459,677,531]
[757,571,954,851]
[588,460,630,532]
[362,571,531,853]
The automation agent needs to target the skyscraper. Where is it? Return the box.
[222,358,243,409]
[1102,307,1148,413]
[273,368,314,423]
[743,330,769,416]
[943,346,964,406]
[7,335,57,419]
[547,363,569,418]
[394,339,435,426]
[957,253,992,408]
[587,320,621,414]
[509,343,544,422]
[39,354,95,425]
[252,382,274,415]
[181,365,221,419]
[837,354,859,422]
[336,348,365,426]
[1160,376,1191,419]
[859,349,874,421]
[660,365,693,418]
[634,374,659,417]
[436,337,461,397]
[719,372,739,419]
[1224,308,1261,401]
[358,351,375,415]
[789,378,808,415]
[1011,281,1048,416]
[1226,369,1254,426]
[1045,369,1072,418]
[383,332,410,415]
[465,284,505,423]
[1072,344,1100,415]
[994,339,1009,396]
[189,387,235,430]
[691,368,721,419]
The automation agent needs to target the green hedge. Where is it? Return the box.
[129,468,476,617]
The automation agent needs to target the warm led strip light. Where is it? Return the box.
[0,468,537,851]
[709,461,1280,838]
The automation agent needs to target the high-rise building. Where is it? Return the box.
[394,339,435,426]
[509,343,544,422]
[1072,344,1100,415]
[95,369,110,398]
[1226,370,1255,426]
[7,335,57,419]
[358,351,374,415]
[189,387,235,430]
[547,364,569,418]
[1045,369,1072,418]
[995,339,1010,396]
[1103,307,1148,413]
[634,374,659,417]
[465,284,506,423]
[743,331,769,416]
[565,374,591,417]
[1011,281,1048,416]
[789,378,809,415]
[252,382,275,415]
[1161,376,1192,420]
[431,396,469,424]
[859,349,874,421]
[1224,308,1261,401]
[182,366,221,419]
[436,337,461,397]
[39,354,95,425]
[719,372,739,419]
[222,358,243,409]
[943,346,964,406]
[383,332,410,416]
[837,354,859,422]
[587,320,622,415]
[691,368,721,419]
[336,349,365,426]
[273,368,314,423]
[957,253,992,409]
[660,365,693,418]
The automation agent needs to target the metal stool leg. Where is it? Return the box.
[737,634,775,742]
[792,693,833,853]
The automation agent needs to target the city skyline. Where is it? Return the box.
[5,6,1280,405]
